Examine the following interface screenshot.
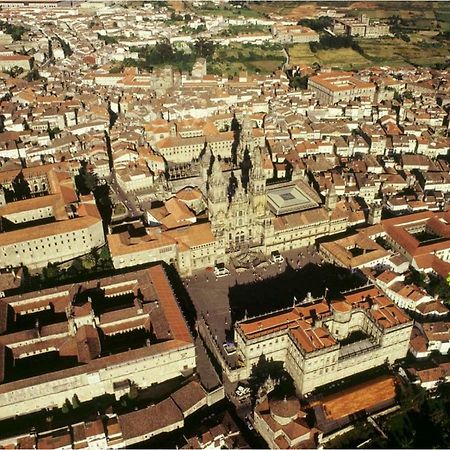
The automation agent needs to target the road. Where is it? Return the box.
[106,171,142,220]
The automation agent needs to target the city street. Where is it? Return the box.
[107,171,142,219]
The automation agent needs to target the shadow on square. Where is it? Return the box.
[228,262,367,324]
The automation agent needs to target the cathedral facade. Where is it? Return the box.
[206,118,350,265]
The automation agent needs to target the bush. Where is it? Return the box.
[98,34,119,45]
[0,20,28,41]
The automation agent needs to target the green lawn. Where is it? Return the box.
[211,1,450,72]
[288,43,319,66]
[316,48,371,70]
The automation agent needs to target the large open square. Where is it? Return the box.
[183,246,367,353]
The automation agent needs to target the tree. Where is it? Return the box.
[42,262,61,281]
[26,68,42,82]
[297,16,333,31]
[76,162,97,194]
[248,354,285,402]
[5,65,24,78]
[98,34,119,45]
[82,253,96,271]
[0,21,29,41]
[12,171,31,200]
[153,39,174,64]
[290,74,308,90]
[48,126,61,140]
[408,268,426,287]
[68,258,83,277]
[194,38,215,59]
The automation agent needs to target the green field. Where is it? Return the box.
[357,35,448,67]
[186,3,265,19]
[208,43,284,76]
[288,45,371,70]
[288,43,319,66]
[316,48,371,70]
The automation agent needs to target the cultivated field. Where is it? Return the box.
[252,1,450,70]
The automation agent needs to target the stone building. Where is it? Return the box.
[234,285,412,394]
[0,164,105,269]
[207,149,272,256]
[308,71,376,105]
[254,395,320,449]
[0,265,196,420]
[109,146,352,275]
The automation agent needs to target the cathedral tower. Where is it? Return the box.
[248,148,267,216]
[238,115,255,163]
[325,183,338,212]
[207,157,228,235]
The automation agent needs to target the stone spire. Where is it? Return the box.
[233,177,247,202]
[209,157,225,187]
[208,157,227,203]
[325,182,337,211]
[238,113,255,161]
[250,147,265,182]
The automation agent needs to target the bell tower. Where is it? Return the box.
[325,183,338,212]
[248,148,267,216]
[368,201,382,225]
[238,114,255,163]
[207,157,228,235]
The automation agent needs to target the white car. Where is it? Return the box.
[214,263,230,277]
[271,251,284,264]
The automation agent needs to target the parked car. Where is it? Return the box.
[271,250,284,263]
[214,263,230,277]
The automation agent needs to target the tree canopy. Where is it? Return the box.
[297,16,334,32]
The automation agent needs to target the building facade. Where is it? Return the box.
[0,164,106,269]
[234,286,412,394]
[0,265,196,420]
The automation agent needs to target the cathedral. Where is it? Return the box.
[109,117,357,275]
[207,147,273,255]
[206,115,351,265]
